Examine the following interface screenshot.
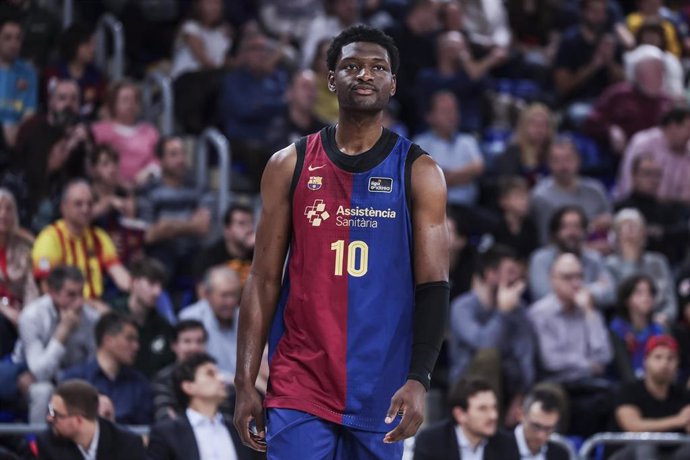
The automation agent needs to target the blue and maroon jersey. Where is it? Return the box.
[265,126,424,432]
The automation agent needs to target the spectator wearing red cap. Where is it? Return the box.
[610,335,690,460]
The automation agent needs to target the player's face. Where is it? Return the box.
[457,391,498,439]
[328,42,396,114]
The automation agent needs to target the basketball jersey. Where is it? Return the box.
[265,126,424,432]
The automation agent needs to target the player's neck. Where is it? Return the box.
[335,113,384,156]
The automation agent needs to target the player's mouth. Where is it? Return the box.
[352,85,377,95]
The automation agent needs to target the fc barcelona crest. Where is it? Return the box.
[308,176,323,191]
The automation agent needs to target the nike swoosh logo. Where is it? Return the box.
[308,164,326,171]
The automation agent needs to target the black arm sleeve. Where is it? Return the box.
[407,281,450,391]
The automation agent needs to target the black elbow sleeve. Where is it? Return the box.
[407,281,450,391]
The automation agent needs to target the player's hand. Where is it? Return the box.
[233,384,267,452]
[383,379,426,443]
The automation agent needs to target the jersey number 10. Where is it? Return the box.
[330,240,369,277]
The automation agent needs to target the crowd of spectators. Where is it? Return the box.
[0,0,690,458]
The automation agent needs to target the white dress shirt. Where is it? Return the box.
[77,420,100,460]
[455,425,487,460]
[515,424,546,460]
[186,409,238,460]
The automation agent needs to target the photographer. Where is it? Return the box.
[9,77,93,231]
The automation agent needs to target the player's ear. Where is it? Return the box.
[390,74,396,97]
[327,71,336,92]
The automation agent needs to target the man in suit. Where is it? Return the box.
[36,379,146,460]
[508,385,570,460]
[147,352,260,460]
[414,377,517,460]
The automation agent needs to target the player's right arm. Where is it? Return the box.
[234,144,296,452]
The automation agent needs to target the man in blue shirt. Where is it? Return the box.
[61,312,153,425]
[0,15,37,147]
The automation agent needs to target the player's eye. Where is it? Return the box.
[345,64,358,70]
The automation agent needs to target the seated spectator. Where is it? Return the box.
[615,154,688,266]
[508,385,569,460]
[617,107,690,205]
[13,266,99,423]
[87,144,144,266]
[413,377,514,460]
[531,138,612,245]
[448,245,533,421]
[610,274,665,382]
[61,312,153,425]
[180,267,240,377]
[632,20,685,100]
[493,103,553,187]
[506,0,558,67]
[12,78,90,230]
[528,252,614,436]
[0,16,37,148]
[553,0,623,124]
[489,177,539,261]
[138,136,214,295]
[37,379,146,460]
[147,353,258,460]
[611,335,690,460]
[529,206,615,306]
[111,258,174,378]
[0,0,60,69]
[299,0,361,69]
[626,0,688,57]
[90,80,160,189]
[310,38,339,124]
[43,23,107,120]
[32,179,131,305]
[218,30,289,191]
[152,320,208,422]
[584,44,671,156]
[606,208,676,325]
[193,203,254,287]
[413,91,484,211]
[447,210,477,301]
[265,70,327,153]
[171,0,232,134]
[460,0,510,50]
[673,273,690,383]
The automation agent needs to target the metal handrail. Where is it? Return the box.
[0,423,149,436]
[579,432,690,459]
[95,14,125,81]
[550,433,578,460]
[62,0,74,28]
[195,128,231,220]
[142,71,174,136]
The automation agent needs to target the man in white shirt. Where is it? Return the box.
[147,352,258,460]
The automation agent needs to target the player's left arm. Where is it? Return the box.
[384,154,449,443]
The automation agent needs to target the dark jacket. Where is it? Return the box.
[147,411,262,460]
[505,427,571,460]
[36,418,146,460]
[413,419,519,460]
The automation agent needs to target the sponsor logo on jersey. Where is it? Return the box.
[335,204,397,228]
[305,199,330,226]
[307,164,326,171]
[368,177,393,193]
[307,176,323,191]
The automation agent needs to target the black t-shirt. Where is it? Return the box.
[192,239,253,284]
[613,380,690,433]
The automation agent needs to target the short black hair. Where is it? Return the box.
[617,274,657,322]
[223,202,254,227]
[173,352,216,409]
[474,244,517,279]
[661,107,690,127]
[59,23,95,62]
[129,257,167,284]
[173,319,208,343]
[46,265,84,291]
[522,384,563,415]
[0,15,21,33]
[447,377,495,411]
[497,176,528,200]
[326,25,400,74]
[548,205,588,238]
[95,312,137,348]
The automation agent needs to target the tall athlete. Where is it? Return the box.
[234,25,449,459]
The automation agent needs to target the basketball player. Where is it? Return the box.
[234,25,450,459]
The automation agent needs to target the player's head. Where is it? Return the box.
[326,25,399,114]
[448,377,498,439]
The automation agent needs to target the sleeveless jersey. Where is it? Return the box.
[265,126,423,432]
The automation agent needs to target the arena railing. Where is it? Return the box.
[95,14,125,81]
[142,70,174,136]
[551,433,578,460]
[0,423,149,436]
[195,127,231,220]
[62,0,74,28]
[579,432,690,459]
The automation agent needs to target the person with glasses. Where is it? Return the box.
[508,385,569,460]
[36,379,145,460]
